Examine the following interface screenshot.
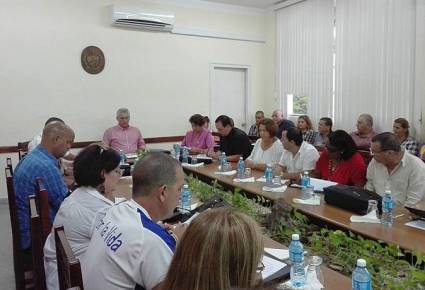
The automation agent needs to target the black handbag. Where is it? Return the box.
[323,184,382,215]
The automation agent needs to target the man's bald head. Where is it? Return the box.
[41,122,75,158]
[272,110,284,124]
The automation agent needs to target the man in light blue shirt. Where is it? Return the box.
[13,122,75,249]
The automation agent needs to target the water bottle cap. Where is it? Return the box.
[357,259,366,267]
[239,156,243,160]
[183,184,189,189]
[385,190,391,195]
[291,234,300,240]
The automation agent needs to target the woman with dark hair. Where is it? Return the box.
[182,114,215,154]
[245,118,284,170]
[297,115,317,144]
[393,118,418,156]
[44,144,121,290]
[313,130,366,186]
[162,208,263,290]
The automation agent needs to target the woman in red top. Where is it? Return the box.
[314,130,366,186]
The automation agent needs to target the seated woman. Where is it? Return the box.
[297,115,317,144]
[350,114,376,150]
[314,117,333,148]
[182,114,215,154]
[245,118,284,171]
[162,208,263,290]
[393,118,419,156]
[314,130,366,187]
[44,144,121,290]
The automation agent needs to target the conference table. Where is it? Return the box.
[114,176,351,289]
[181,162,425,254]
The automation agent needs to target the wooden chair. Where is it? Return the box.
[29,195,46,290]
[6,157,14,175]
[18,141,29,160]
[5,166,34,290]
[55,226,84,290]
[35,177,52,243]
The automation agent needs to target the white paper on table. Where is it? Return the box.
[350,210,381,223]
[190,203,199,210]
[120,176,132,180]
[293,196,321,206]
[214,170,237,176]
[195,154,212,160]
[256,177,289,184]
[233,177,256,183]
[264,248,289,260]
[114,197,127,204]
[183,212,200,225]
[405,219,425,231]
[125,153,138,159]
[309,178,337,192]
[261,255,288,280]
[262,185,287,192]
[182,162,205,168]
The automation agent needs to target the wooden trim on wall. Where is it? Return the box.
[0,135,185,154]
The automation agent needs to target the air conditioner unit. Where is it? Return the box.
[111,6,175,32]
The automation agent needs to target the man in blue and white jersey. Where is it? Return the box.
[81,152,186,290]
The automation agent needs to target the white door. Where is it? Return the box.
[210,65,249,131]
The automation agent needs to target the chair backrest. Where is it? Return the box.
[18,141,29,160]
[5,166,34,290]
[29,195,47,290]
[6,157,13,175]
[55,226,84,290]
[35,177,52,243]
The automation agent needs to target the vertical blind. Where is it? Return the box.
[276,0,334,125]
[277,0,418,134]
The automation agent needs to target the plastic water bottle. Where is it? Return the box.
[181,184,191,212]
[182,147,189,164]
[289,234,305,288]
[381,190,394,227]
[173,144,181,160]
[237,157,245,179]
[352,259,372,290]
[301,171,310,187]
[265,164,273,186]
[220,152,227,171]
[119,150,126,165]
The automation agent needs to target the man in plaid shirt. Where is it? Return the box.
[248,111,265,137]
[13,122,74,250]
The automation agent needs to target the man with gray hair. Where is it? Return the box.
[350,113,376,150]
[365,132,425,206]
[82,152,186,290]
[103,108,146,154]
[271,109,295,139]
[13,122,75,250]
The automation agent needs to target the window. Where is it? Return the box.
[286,94,308,116]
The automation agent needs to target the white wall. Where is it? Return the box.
[0,0,272,146]
[0,0,274,198]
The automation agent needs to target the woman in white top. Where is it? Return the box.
[245,118,284,170]
[44,144,122,290]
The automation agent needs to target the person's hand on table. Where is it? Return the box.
[163,222,188,242]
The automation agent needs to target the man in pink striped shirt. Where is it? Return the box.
[103,108,146,154]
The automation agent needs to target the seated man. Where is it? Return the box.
[278,127,320,181]
[314,117,333,148]
[28,117,64,152]
[350,114,376,150]
[271,109,295,139]
[248,110,265,137]
[365,132,425,206]
[81,153,186,290]
[209,115,252,161]
[13,122,75,250]
[103,108,146,154]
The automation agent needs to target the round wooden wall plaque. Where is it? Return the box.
[81,46,105,74]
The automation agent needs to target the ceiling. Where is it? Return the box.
[203,0,282,9]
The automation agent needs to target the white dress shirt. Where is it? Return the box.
[365,151,425,206]
[278,141,320,173]
[247,138,284,166]
[81,199,175,290]
[43,187,115,290]
[28,132,42,152]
